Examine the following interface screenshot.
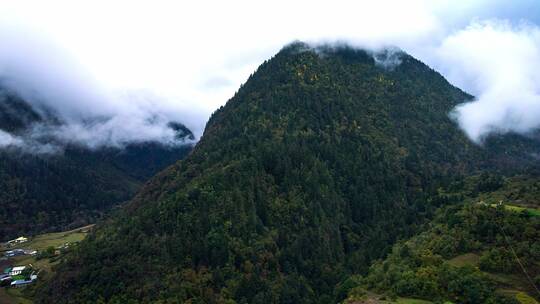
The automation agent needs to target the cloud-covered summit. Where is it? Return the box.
[1,0,540,148]
[0,28,198,152]
[0,84,196,153]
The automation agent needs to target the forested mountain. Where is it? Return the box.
[0,89,194,241]
[36,42,540,303]
[356,174,540,304]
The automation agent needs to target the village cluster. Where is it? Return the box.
[0,236,38,288]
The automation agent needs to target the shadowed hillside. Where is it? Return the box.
[0,88,194,240]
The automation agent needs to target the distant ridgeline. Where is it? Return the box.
[0,88,194,241]
[37,42,540,303]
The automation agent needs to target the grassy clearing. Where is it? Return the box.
[502,204,540,217]
[16,224,93,252]
[2,225,93,273]
[8,224,95,274]
[515,291,539,304]
[487,203,540,217]
[448,253,480,268]
[394,298,434,304]
[0,224,94,304]
[4,225,93,272]
[378,296,439,304]
[344,290,439,304]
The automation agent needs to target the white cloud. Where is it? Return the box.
[0,130,22,147]
[434,20,540,141]
[0,0,539,149]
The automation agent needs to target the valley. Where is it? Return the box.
[0,224,94,304]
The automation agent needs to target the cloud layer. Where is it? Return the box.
[0,26,201,151]
[435,21,540,142]
[0,0,539,150]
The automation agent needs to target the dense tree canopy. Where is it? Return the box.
[36,42,540,303]
[0,89,193,240]
[360,175,540,303]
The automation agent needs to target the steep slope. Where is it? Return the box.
[0,89,194,241]
[356,174,540,304]
[38,43,540,303]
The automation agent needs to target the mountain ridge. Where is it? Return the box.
[36,42,540,303]
[0,88,194,241]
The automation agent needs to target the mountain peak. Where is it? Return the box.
[38,42,540,304]
[278,41,406,67]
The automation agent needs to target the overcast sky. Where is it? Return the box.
[1,0,540,150]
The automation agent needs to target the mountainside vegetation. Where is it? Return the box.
[35,42,540,303]
[354,174,540,304]
[0,89,194,241]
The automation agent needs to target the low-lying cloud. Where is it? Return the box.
[1,0,540,151]
[0,27,201,152]
[434,20,540,142]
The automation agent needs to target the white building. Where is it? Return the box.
[6,236,28,246]
[9,266,26,276]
